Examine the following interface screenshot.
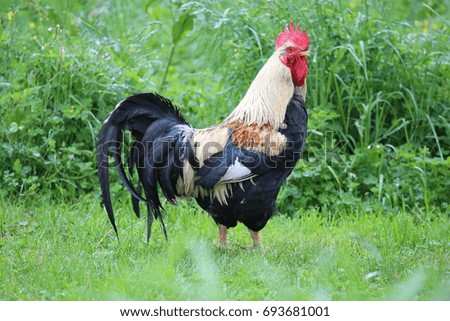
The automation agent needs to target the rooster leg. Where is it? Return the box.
[241,229,261,250]
[218,224,228,248]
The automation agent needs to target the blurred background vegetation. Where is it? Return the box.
[0,0,448,213]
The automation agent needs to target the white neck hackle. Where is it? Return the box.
[225,50,298,129]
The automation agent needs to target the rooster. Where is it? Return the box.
[97,22,310,248]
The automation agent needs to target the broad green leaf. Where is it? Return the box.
[13,159,21,175]
[172,13,194,44]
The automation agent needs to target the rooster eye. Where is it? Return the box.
[286,47,293,53]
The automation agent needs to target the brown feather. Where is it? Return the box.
[228,121,286,155]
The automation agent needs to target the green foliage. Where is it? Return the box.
[279,143,449,212]
[0,0,448,214]
[1,2,126,196]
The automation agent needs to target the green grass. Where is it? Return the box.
[1,196,448,300]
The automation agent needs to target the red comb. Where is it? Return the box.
[275,21,309,49]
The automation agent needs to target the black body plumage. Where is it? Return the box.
[196,90,307,231]
[97,91,307,240]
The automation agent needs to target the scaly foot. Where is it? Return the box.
[241,229,261,250]
[218,224,228,248]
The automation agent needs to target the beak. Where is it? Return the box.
[299,50,310,57]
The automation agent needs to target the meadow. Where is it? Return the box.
[1,195,448,300]
[0,0,448,300]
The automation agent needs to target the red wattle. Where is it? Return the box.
[290,58,308,87]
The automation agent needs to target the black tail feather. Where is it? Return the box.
[131,181,142,219]
[97,126,119,238]
[129,141,145,218]
[97,93,192,241]
[112,133,146,203]
[159,209,168,241]
[146,202,154,242]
